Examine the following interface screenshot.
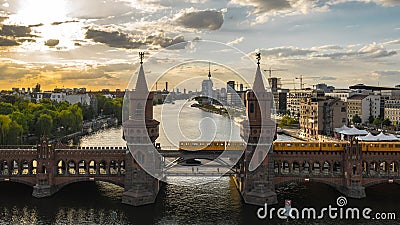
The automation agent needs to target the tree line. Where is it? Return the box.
[0,94,123,145]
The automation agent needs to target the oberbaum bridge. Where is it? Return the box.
[1,53,400,206]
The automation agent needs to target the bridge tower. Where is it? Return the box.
[122,52,161,206]
[341,138,366,198]
[238,54,278,206]
[32,137,57,198]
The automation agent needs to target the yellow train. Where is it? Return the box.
[179,141,400,152]
[179,141,246,151]
[361,142,400,152]
[273,141,400,152]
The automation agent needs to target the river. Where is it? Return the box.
[0,100,399,224]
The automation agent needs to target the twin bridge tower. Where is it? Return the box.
[122,53,278,206]
[0,54,379,206]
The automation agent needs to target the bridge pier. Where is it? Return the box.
[239,150,278,206]
[122,153,160,206]
[340,139,366,198]
[32,184,58,198]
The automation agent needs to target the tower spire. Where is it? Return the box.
[208,62,211,80]
[135,52,148,92]
[256,52,261,65]
[253,53,265,92]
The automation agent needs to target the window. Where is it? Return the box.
[250,103,254,113]
[341,107,346,112]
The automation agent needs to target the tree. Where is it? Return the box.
[382,118,392,127]
[7,121,23,145]
[36,114,53,136]
[368,115,374,124]
[352,114,362,124]
[0,115,11,144]
[373,118,383,127]
[0,102,14,115]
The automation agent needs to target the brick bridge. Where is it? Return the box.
[1,54,400,206]
[1,141,400,204]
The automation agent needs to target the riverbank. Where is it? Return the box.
[51,116,119,144]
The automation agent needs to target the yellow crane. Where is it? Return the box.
[295,75,320,89]
[263,67,288,78]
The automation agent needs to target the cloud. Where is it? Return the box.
[59,69,115,80]
[315,42,397,59]
[0,62,39,80]
[0,37,19,46]
[85,29,143,49]
[0,24,32,37]
[145,33,186,48]
[383,39,400,45]
[371,70,400,78]
[45,39,60,47]
[175,9,224,30]
[258,46,316,58]
[229,0,400,25]
[227,36,244,46]
[320,76,337,81]
[66,0,133,19]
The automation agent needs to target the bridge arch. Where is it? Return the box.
[57,160,66,175]
[31,160,37,175]
[56,179,125,192]
[21,160,29,175]
[1,159,8,175]
[67,160,77,175]
[322,161,330,175]
[302,161,310,174]
[333,161,341,175]
[291,161,300,174]
[363,179,400,188]
[78,160,87,175]
[275,178,341,191]
[88,160,97,174]
[10,159,19,175]
[0,178,35,187]
[99,160,107,174]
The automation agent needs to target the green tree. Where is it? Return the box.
[373,118,383,127]
[382,118,392,126]
[10,111,28,134]
[0,115,11,144]
[352,114,362,124]
[0,102,14,115]
[7,121,23,145]
[36,114,53,136]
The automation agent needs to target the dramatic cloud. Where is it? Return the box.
[0,24,32,37]
[145,33,186,48]
[316,42,397,59]
[258,46,316,58]
[0,37,19,46]
[175,9,224,30]
[59,70,115,81]
[85,29,143,49]
[45,39,60,47]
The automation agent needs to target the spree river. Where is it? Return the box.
[1,100,400,224]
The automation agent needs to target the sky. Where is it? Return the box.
[0,0,399,91]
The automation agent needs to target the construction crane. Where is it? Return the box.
[263,67,288,78]
[295,75,320,89]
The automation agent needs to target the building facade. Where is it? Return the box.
[384,100,400,126]
[300,97,347,138]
